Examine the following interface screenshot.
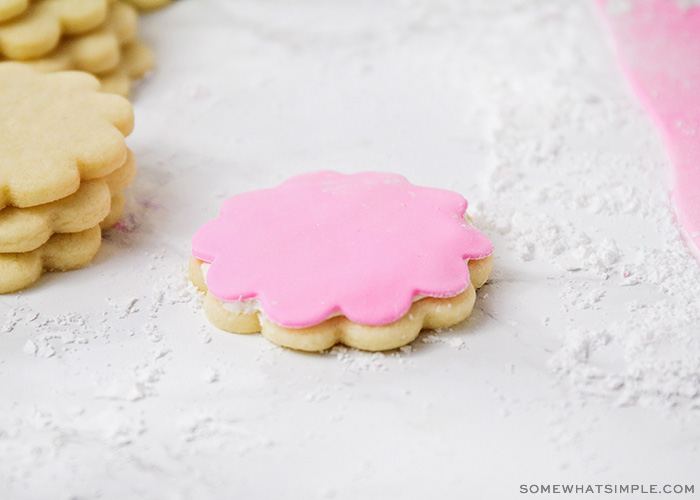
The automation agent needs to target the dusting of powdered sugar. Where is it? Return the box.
[1,1,699,498]
[465,0,700,414]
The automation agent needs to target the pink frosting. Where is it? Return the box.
[192,171,493,328]
[596,0,700,257]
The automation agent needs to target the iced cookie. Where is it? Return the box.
[0,0,108,60]
[189,171,494,352]
[0,225,102,294]
[0,150,136,253]
[0,63,134,209]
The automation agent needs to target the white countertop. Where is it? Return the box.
[1,1,699,498]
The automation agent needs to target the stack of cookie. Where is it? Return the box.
[0,0,154,97]
[0,63,135,293]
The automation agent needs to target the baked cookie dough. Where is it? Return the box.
[124,0,172,12]
[0,0,108,60]
[19,1,144,81]
[0,225,102,294]
[0,0,28,23]
[0,63,135,292]
[98,39,154,97]
[0,62,133,209]
[0,150,136,253]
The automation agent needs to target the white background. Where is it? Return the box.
[1,1,699,498]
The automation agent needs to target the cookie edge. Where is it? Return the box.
[188,254,494,352]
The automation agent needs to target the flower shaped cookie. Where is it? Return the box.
[0,149,136,253]
[0,0,28,23]
[190,171,494,351]
[124,0,172,12]
[0,0,108,60]
[0,63,133,208]
[12,1,139,77]
[0,225,102,294]
[98,40,154,97]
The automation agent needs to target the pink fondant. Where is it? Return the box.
[192,171,493,328]
[596,0,700,257]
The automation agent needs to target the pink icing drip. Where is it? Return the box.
[596,0,700,257]
[192,171,493,328]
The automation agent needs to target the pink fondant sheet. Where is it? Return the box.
[596,0,700,257]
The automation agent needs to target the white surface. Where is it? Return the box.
[1,1,699,499]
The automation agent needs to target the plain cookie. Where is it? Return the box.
[0,0,108,60]
[0,225,102,294]
[124,0,172,12]
[0,0,28,23]
[97,39,154,97]
[0,150,136,253]
[0,63,133,209]
[20,1,139,75]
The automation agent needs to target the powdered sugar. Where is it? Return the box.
[464,0,700,413]
[0,0,698,497]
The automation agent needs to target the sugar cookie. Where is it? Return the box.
[124,0,172,12]
[0,0,28,23]
[0,63,133,209]
[100,192,126,230]
[60,0,138,73]
[0,225,102,294]
[102,148,138,193]
[25,38,154,97]
[190,171,494,352]
[40,0,110,35]
[19,1,139,75]
[98,39,154,97]
[0,149,136,253]
[0,0,108,60]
